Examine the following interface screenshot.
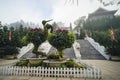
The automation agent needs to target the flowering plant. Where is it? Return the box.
[29,28,42,32]
[56,29,68,33]
[48,29,75,60]
[27,28,47,57]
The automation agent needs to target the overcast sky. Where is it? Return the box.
[0,0,119,26]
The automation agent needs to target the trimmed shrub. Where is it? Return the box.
[65,59,83,68]
[48,29,76,60]
[47,54,59,59]
[16,60,28,66]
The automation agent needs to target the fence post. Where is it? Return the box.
[47,67,50,77]
[80,68,83,78]
[62,68,64,77]
[83,68,86,79]
[60,68,62,77]
[57,67,59,77]
[10,66,13,76]
[93,66,97,79]
[97,67,102,79]
[45,67,48,77]
[76,68,79,78]
[100,68,102,79]
[36,67,38,76]
[41,67,44,77]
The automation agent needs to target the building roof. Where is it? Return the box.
[88,7,117,18]
[93,7,109,13]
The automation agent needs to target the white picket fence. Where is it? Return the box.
[0,66,102,79]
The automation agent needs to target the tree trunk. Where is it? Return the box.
[33,45,39,58]
[58,50,63,60]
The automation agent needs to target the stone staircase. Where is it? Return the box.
[18,39,106,60]
[78,40,106,60]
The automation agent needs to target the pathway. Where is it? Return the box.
[82,60,120,80]
[0,59,18,65]
[78,40,106,60]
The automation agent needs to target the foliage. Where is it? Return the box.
[48,29,75,51]
[21,35,29,46]
[59,59,83,68]
[16,59,83,68]
[97,0,120,6]
[3,45,18,55]
[16,59,46,67]
[27,28,47,47]
[86,27,120,56]
[106,29,120,56]
[0,22,29,57]
[84,17,120,31]
[70,0,120,6]
[42,19,53,33]
[48,29,76,60]
[91,31,111,47]
[74,16,86,28]
[47,54,59,59]
[37,51,46,56]
[82,16,120,56]
[32,50,46,57]
[79,29,86,39]
[16,60,29,66]
[26,28,47,57]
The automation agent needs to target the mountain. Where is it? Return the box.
[6,20,41,28]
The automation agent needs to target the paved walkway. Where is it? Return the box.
[82,60,120,80]
[0,59,120,80]
[0,76,96,80]
[0,59,18,65]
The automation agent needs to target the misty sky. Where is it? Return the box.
[0,0,119,26]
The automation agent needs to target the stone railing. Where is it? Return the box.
[85,37,110,60]
[72,41,81,60]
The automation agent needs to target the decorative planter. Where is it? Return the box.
[27,57,46,64]
[43,59,67,67]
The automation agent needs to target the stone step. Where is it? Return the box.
[78,40,106,60]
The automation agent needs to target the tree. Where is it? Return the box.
[0,22,19,57]
[52,22,59,30]
[97,0,120,6]
[48,29,75,60]
[27,28,47,57]
[25,20,54,57]
[69,0,120,6]
[83,16,120,56]
[74,16,86,39]
[84,16,120,31]
[74,16,86,28]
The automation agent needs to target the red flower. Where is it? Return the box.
[56,29,68,33]
[29,27,42,32]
